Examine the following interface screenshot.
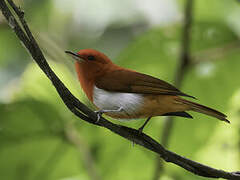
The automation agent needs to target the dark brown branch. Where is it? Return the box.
[1,0,240,179]
[153,0,194,179]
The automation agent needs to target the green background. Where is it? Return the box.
[0,0,240,179]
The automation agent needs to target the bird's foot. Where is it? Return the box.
[94,110,104,123]
[137,126,144,135]
[137,117,152,134]
[94,107,124,123]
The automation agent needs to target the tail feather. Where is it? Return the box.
[177,98,230,123]
[162,111,193,119]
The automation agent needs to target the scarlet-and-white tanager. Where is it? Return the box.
[65,49,229,132]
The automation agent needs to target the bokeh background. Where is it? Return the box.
[1,0,240,179]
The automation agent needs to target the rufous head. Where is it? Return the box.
[65,48,115,82]
[65,49,112,65]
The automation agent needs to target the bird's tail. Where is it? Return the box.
[177,98,230,123]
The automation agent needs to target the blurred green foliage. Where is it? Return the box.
[1,0,240,180]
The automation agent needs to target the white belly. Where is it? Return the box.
[93,86,144,120]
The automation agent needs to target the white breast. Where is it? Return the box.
[93,86,143,120]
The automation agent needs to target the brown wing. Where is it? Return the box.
[95,69,195,98]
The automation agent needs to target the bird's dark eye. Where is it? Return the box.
[87,55,95,61]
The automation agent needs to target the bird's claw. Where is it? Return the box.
[94,107,124,123]
[94,110,103,123]
[138,127,144,135]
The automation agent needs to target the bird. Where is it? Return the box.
[65,49,229,133]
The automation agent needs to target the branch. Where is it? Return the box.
[1,0,240,179]
[153,0,194,179]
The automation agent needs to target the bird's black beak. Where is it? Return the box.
[65,51,83,61]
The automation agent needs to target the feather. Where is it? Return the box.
[162,111,193,118]
[96,69,195,98]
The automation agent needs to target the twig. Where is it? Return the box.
[1,0,240,179]
[153,0,194,179]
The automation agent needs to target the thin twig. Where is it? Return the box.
[1,0,240,179]
[153,0,194,179]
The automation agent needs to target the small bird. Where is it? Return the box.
[65,49,229,132]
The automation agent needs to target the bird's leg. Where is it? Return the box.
[138,117,152,134]
[94,107,123,122]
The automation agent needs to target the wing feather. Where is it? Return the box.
[95,69,195,98]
